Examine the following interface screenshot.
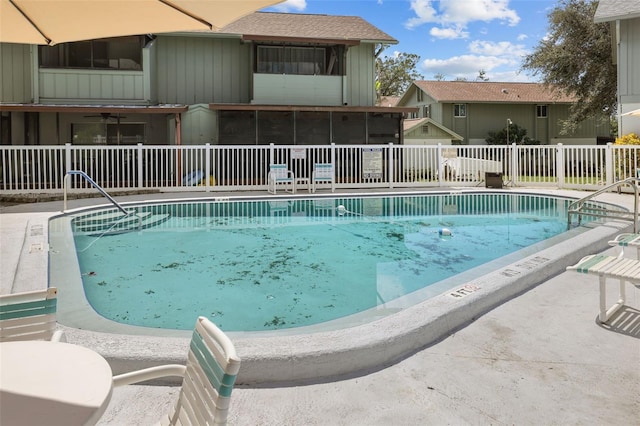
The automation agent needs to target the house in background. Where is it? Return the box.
[0,12,416,147]
[403,118,463,145]
[396,81,611,145]
[594,0,640,136]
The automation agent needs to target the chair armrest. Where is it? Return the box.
[51,330,66,343]
[113,364,187,387]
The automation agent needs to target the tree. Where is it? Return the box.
[521,0,616,134]
[476,70,489,81]
[375,51,424,97]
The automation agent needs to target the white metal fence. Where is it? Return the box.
[1,143,638,194]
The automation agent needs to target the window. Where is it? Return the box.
[421,125,429,134]
[423,105,430,118]
[417,90,423,102]
[39,36,145,70]
[72,122,145,145]
[537,105,548,118]
[256,45,343,76]
[454,104,466,117]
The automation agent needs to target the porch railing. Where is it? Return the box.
[1,143,638,194]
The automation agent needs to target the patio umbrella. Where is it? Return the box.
[0,0,285,45]
[621,109,640,117]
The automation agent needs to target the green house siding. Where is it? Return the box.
[345,44,376,107]
[155,37,251,105]
[0,43,32,103]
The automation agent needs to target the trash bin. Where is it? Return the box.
[485,172,503,189]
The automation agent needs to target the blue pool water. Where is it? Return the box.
[67,193,584,332]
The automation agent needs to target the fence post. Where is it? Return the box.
[331,143,336,190]
[137,143,143,189]
[556,143,565,189]
[605,142,613,186]
[437,143,443,187]
[205,143,211,192]
[64,143,72,175]
[388,143,394,189]
[269,143,275,165]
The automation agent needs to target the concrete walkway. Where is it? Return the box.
[1,189,639,425]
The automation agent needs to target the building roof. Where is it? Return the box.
[403,117,464,141]
[378,96,401,107]
[594,0,640,22]
[219,12,397,44]
[411,81,575,104]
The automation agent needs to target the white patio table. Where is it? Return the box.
[0,340,113,426]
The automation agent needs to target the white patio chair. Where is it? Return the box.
[609,233,640,259]
[0,287,65,342]
[566,254,640,323]
[312,163,335,193]
[113,316,241,426]
[267,164,295,194]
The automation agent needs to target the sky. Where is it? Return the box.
[265,0,559,82]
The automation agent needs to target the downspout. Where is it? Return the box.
[615,20,622,136]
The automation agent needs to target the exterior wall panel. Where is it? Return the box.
[253,74,342,105]
[155,36,251,105]
[38,69,145,102]
[345,44,375,106]
[0,43,32,103]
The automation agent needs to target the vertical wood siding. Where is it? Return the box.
[155,37,251,105]
[0,43,32,102]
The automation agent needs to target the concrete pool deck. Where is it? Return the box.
[1,188,639,425]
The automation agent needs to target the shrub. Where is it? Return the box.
[613,133,640,179]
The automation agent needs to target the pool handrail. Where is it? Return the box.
[567,176,639,232]
[63,170,128,215]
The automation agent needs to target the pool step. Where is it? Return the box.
[73,211,170,236]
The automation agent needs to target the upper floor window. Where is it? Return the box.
[423,105,430,118]
[256,44,344,76]
[39,36,146,70]
[537,105,548,118]
[416,90,423,102]
[454,104,466,117]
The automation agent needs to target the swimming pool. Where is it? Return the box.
[69,193,574,332]
[48,190,631,384]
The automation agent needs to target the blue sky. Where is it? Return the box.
[266,0,558,82]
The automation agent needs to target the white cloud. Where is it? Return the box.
[420,36,532,81]
[439,0,520,27]
[422,54,511,77]
[468,40,528,58]
[430,26,469,39]
[406,0,520,39]
[272,0,306,12]
[517,33,528,41]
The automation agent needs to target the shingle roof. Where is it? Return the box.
[413,81,575,104]
[220,12,397,43]
[594,0,640,22]
[378,96,401,107]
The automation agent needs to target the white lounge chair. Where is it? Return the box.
[566,254,640,323]
[113,316,241,425]
[0,287,65,342]
[312,163,335,193]
[267,164,295,194]
[608,233,640,259]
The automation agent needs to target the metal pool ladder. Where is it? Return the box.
[63,170,128,214]
[567,177,639,232]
